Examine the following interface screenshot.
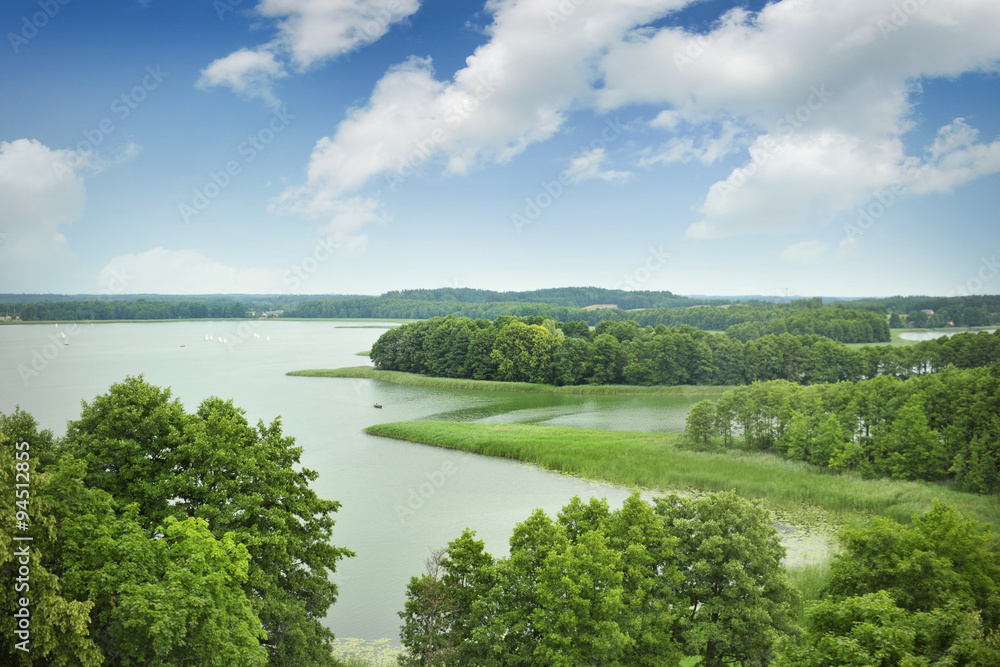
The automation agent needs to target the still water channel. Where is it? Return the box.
[0,320,827,642]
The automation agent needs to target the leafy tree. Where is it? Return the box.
[775,591,1000,666]
[655,491,800,667]
[824,502,1000,627]
[684,399,717,448]
[60,377,353,667]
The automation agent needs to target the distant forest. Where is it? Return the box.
[2,288,998,335]
[370,315,1000,387]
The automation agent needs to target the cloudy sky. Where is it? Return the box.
[1,0,998,297]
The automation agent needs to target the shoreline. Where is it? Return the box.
[286,366,735,396]
[364,420,1000,533]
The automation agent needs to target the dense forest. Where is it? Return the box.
[370,315,1000,387]
[0,378,351,667]
[398,494,1000,666]
[685,363,1000,493]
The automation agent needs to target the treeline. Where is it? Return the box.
[13,298,255,321]
[0,377,351,666]
[686,363,1000,493]
[370,316,1000,387]
[847,293,1000,324]
[399,494,1000,666]
[289,295,891,343]
[724,306,889,343]
[379,286,706,310]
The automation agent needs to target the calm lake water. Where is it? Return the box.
[898,327,996,341]
[0,320,826,642]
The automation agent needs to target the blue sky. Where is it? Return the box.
[1,0,999,297]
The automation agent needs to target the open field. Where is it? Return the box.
[288,366,736,396]
[364,420,1000,532]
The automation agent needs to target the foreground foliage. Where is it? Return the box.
[0,377,352,666]
[776,503,1000,665]
[399,492,798,666]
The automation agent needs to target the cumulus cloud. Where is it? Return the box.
[197,47,288,107]
[562,148,632,184]
[0,139,87,262]
[278,0,688,214]
[590,0,1000,237]
[198,0,420,105]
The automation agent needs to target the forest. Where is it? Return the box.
[369,315,1000,387]
[684,363,1000,493]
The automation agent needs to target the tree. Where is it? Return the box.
[824,502,1000,627]
[685,399,717,448]
[655,491,800,667]
[60,377,353,667]
[491,322,559,384]
[775,591,1000,666]
[398,549,455,667]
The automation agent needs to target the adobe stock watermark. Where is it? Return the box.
[511,117,625,233]
[877,0,932,41]
[842,183,906,244]
[715,85,833,203]
[546,0,589,30]
[384,73,501,192]
[282,234,348,291]
[673,32,716,72]
[395,461,458,524]
[52,65,169,180]
[8,0,70,53]
[179,107,295,224]
[18,324,81,385]
[948,256,999,297]
[614,246,671,290]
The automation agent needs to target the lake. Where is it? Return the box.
[0,320,827,642]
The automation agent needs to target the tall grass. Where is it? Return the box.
[289,366,735,397]
[364,420,1000,531]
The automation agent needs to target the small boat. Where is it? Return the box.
[373,403,383,409]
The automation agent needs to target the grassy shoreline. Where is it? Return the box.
[287,367,735,396]
[364,420,1000,531]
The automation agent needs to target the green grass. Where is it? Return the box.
[355,350,372,356]
[364,420,1000,532]
[288,366,735,397]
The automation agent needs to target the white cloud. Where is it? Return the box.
[258,0,420,68]
[562,148,632,184]
[640,119,747,167]
[198,0,420,105]
[589,0,1000,238]
[279,0,688,214]
[197,47,288,107]
[98,248,288,294]
[0,139,87,263]
[780,239,829,263]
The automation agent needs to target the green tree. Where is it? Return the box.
[685,399,717,449]
[491,322,559,384]
[656,491,800,666]
[775,591,1000,666]
[60,377,353,667]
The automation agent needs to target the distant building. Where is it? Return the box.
[921,309,935,316]
[262,310,284,318]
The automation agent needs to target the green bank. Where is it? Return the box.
[288,366,734,396]
[364,420,1000,531]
